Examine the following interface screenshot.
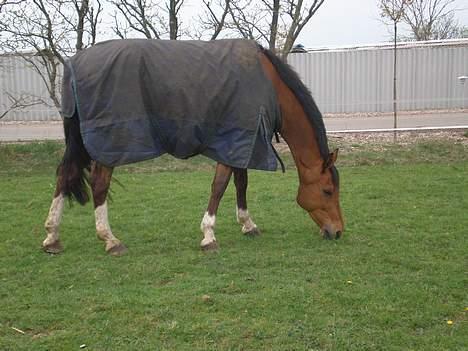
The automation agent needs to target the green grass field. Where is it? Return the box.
[0,137,467,350]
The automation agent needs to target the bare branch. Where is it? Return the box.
[86,0,103,46]
[110,0,164,39]
[225,0,326,58]
[167,0,185,39]
[379,0,407,22]
[280,0,326,58]
[0,0,104,114]
[0,0,25,13]
[0,92,46,119]
[402,0,462,40]
[228,0,269,41]
[198,0,231,40]
[110,0,188,40]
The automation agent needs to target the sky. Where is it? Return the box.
[100,0,468,49]
[296,0,468,48]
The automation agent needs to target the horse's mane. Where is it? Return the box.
[259,46,330,161]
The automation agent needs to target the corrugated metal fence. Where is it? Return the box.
[288,39,468,113]
[0,54,59,121]
[1,39,468,121]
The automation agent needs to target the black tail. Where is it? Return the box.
[58,112,91,205]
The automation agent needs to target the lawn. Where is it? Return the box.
[0,136,467,350]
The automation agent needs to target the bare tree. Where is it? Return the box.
[193,0,232,40]
[379,0,411,141]
[269,0,280,52]
[402,0,464,40]
[0,0,102,117]
[168,0,184,39]
[110,0,325,54]
[86,0,103,46]
[227,1,264,40]
[228,0,326,58]
[0,0,25,13]
[0,91,45,120]
[281,0,325,57]
[111,0,185,40]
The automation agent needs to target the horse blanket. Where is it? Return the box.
[61,39,282,170]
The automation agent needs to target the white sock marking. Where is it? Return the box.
[237,208,257,234]
[200,211,216,246]
[95,201,120,250]
[43,194,65,246]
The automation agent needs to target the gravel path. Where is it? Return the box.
[275,130,468,154]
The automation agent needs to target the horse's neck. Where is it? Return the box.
[280,102,322,171]
[259,54,323,174]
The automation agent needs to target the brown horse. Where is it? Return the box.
[43,40,343,256]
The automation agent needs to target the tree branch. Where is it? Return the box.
[0,92,47,119]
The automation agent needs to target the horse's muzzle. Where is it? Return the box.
[321,225,342,240]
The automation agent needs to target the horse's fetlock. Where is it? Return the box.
[44,221,55,231]
[96,229,110,241]
[200,212,216,231]
[236,208,249,223]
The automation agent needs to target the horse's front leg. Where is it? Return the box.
[233,168,260,236]
[200,163,232,251]
[90,162,127,256]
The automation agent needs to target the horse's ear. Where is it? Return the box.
[323,148,339,170]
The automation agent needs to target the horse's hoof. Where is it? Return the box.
[201,241,219,252]
[244,227,261,237]
[43,240,63,254]
[107,243,128,256]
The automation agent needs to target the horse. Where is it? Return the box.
[43,39,344,256]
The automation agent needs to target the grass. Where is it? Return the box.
[0,138,467,350]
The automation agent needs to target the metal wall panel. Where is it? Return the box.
[1,40,467,120]
[288,39,468,113]
[0,55,60,121]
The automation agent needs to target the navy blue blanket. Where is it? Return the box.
[61,39,281,170]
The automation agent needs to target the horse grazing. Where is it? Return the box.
[43,39,343,256]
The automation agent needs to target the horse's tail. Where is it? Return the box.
[57,112,91,205]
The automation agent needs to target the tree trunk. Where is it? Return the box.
[169,0,178,40]
[76,0,89,51]
[269,0,280,52]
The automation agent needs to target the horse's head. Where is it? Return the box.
[296,149,344,240]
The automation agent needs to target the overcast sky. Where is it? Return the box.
[100,0,468,48]
[295,0,468,48]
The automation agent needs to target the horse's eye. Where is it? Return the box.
[323,189,333,197]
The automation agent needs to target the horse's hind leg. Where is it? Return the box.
[200,163,232,251]
[233,168,260,236]
[43,176,65,253]
[90,162,127,256]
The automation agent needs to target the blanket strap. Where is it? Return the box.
[270,141,285,173]
[274,131,281,143]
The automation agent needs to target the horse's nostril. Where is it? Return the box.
[323,230,332,240]
[335,231,342,239]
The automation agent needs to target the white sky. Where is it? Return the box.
[296,0,468,48]
[98,0,468,48]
